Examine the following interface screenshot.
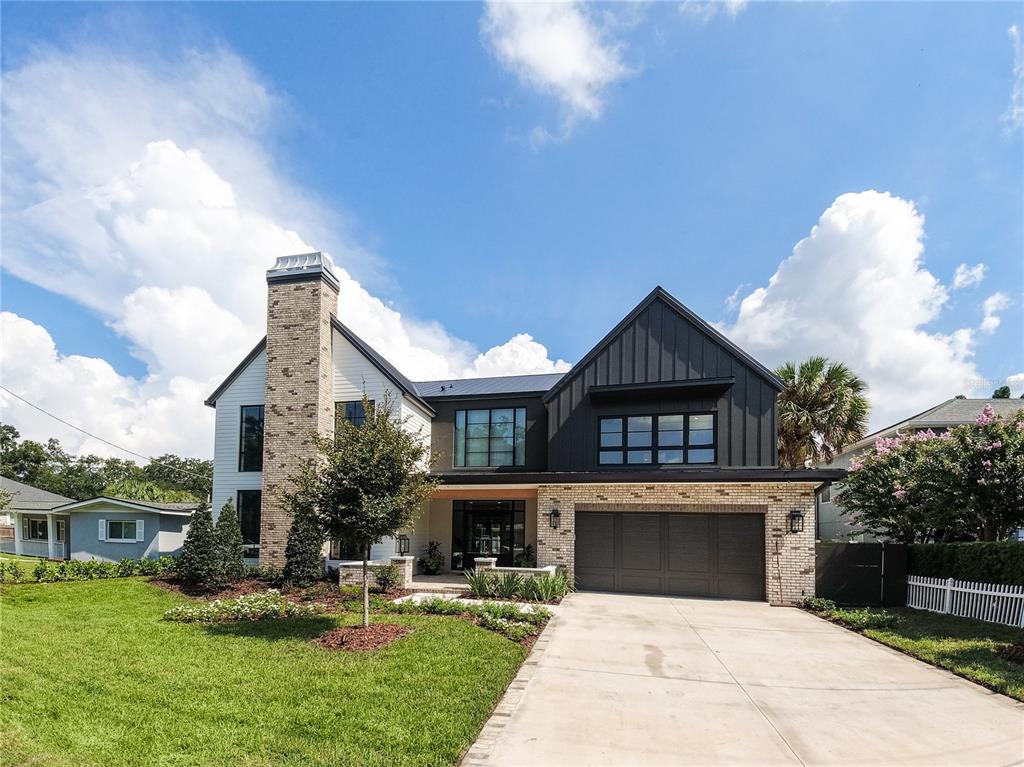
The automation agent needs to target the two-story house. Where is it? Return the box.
[205,253,839,604]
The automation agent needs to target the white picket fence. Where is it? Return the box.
[906,575,1024,628]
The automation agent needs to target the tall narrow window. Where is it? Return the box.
[454,408,527,467]
[238,405,264,472]
[336,400,373,429]
[687,414,715,463]
[237,490,262,559]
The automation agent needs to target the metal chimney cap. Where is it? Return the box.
[266,251,340,291]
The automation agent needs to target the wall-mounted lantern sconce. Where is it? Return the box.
[788,510,805,534]
[548,509,561,529]
[395,534,410,555]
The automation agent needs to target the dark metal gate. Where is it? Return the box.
[815,542,907,606]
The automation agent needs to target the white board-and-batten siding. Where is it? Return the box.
[211,349,266,520]
[211,330,432,564]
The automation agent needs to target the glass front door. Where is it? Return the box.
[452,500,525,570]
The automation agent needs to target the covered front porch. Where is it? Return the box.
[418,486,539,572]
[0,512,71,560]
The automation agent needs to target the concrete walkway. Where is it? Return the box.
[466,592,1024,766]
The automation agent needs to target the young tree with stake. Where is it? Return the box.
[290,393,436,627]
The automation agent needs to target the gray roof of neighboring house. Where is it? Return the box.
[842,398,1024,455]
[51,497,199,515]
[0,476,73,511]
[414,373,567,398]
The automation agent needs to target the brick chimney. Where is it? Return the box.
[260,252,340,566]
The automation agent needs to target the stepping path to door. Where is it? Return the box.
[464,592,1024,766]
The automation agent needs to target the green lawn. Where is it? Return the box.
[0,579,527,767]
[810,604,1024,701]
[0,554,41,566]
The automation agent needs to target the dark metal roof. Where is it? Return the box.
[414,373,566,399]
[543,286,785,404]
[0,476,73,510]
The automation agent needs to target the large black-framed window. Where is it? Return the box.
[335,400,373,429]
[454,407,527,467]
[598,412,716,466]
[237,489,261,559]
[451,500,526,569]
[238,405,264,472]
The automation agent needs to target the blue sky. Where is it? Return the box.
[0,1,1021,458]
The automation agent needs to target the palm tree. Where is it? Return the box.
[775,356,869,469]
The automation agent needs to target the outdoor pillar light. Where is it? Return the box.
[395,534,410,555]
[548,509,561,529]
[788,510,805,534]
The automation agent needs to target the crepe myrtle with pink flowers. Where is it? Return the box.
[840,405,1024,543]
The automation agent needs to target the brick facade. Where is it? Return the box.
[259,276,338,566]
[535,482,817,605]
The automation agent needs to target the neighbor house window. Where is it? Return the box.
[23,518,48,540]
[599,413,716,466]
[106,520,138,542]
[454,408,527,467]
[238,405,264,472]
[336,400,373,429]
[237,490,261,559]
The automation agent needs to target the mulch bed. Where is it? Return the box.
[996,644,1024,664]
[313,623,412,651]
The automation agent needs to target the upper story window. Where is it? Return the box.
[599,413,715,466]
[336,400,373,429]
[238,405,264,472]
[454,407,527,467]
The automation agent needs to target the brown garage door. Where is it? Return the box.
[575,512,765,600]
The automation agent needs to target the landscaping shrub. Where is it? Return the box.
[478,614,535,642]
[32,559,50,582]
[801,597,902,631]
[513,544,537,568]
[246,564,283,582]
[383,597,549,642]
[282,499,325,587]
[372,563,402,592]
[521,571,573,602]
[7,562,23,582]
[162,590,323,623]
[492,572,524,599]
[464,569,494,598]
[177,503,225,592]
[909,542,1024,586]
[418,540,445,575]
[116,558,137,578]
[215,499,247,584]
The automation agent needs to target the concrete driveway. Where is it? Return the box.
[465,592,1024,766]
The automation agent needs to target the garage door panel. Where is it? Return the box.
[620,514,661,571]
[667,515,711,575]
[574,511,765,601]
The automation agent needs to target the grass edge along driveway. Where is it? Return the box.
[805,602,1024,702]
[0,578,526,767]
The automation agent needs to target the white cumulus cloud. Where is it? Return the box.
[952,262,987,289]
[980,292,1011,334]
[679,0,748,23]
[0,43,570,458]
[1007,373,1024,397]
[719,190,986,429]
[481,0,630,143]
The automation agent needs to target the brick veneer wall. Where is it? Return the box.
[535,482,817,605]
[260,276,338,566]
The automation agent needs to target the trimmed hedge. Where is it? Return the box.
[909,543,1024,586]
[0,556,177,584]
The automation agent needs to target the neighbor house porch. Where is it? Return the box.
[0,512,71,560]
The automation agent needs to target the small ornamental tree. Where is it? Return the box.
[215,498,246,584]
[177,503,224,592]
[839,431,955,543]
[283,497,325,587]
[933,405,1024,541]
[290,393,437,627]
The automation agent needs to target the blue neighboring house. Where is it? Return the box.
[1,476,195,561]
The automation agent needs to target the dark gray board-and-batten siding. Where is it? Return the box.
[545,296,780,471]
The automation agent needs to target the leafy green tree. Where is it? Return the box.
[215,499,247,583]
[282,498,325,587]
[177,504,224,592]
[775,357,870,468]
[104,478,199,503]
[992,386,1011,399]
[142,454,213,499]
[290,394,436,626]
